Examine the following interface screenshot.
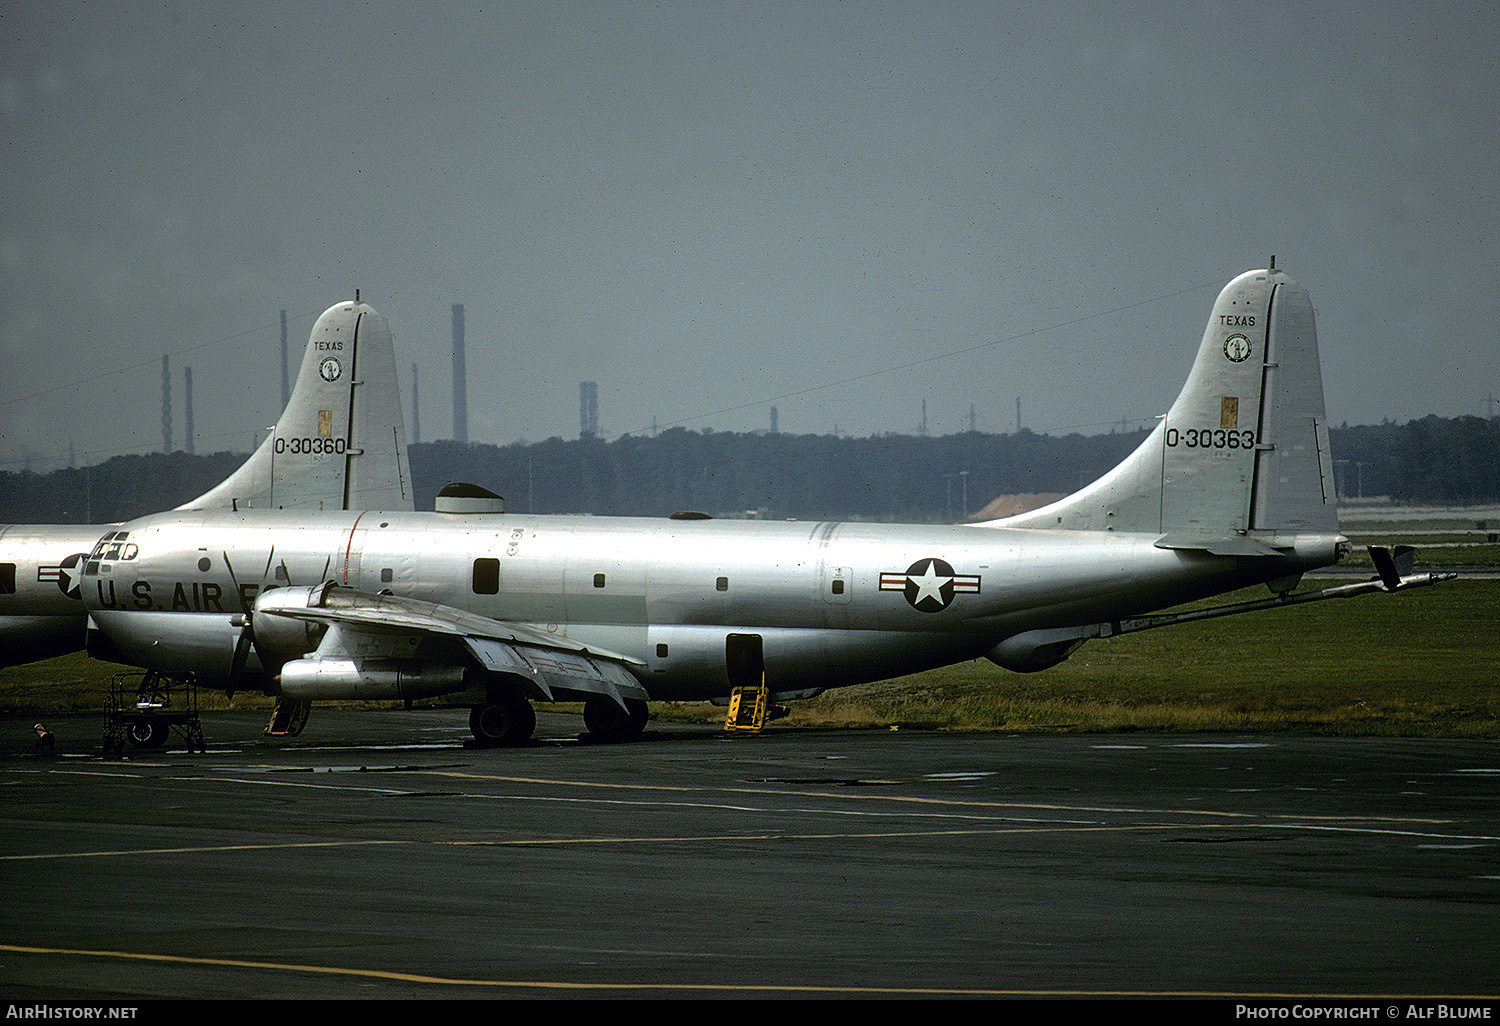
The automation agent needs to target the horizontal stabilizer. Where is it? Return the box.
[1368,545,1447,592]
[1155,534,1292,557]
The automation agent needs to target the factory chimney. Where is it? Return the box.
[411,362,421,445]
[580,381,599,439]
[452,304,468,443]
[184,366,195,455]
[161,354,172,454]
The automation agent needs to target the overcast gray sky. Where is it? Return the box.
[3,1,1497,473]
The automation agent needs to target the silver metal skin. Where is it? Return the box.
[80,268,1368,745]
[0,525,104,664]
[0,300,413,668]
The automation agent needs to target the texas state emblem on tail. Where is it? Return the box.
[80,265,1449,747]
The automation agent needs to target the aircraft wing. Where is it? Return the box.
[259,584,649,706]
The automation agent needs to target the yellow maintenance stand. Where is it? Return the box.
[723,632,768,733]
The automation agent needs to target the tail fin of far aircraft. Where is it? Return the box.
[178,300,412,512]
[984,267,1338,543]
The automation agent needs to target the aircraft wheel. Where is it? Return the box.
[127,718,169,749]
[469,696,535,747]
[583,697,648,742]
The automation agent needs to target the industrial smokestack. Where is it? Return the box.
[451,304,468,443]
[580,381,598,439]
[161,354,172,454]
[184,366,195,455]
[411,362,421,445]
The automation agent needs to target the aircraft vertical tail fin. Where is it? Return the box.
[177,300,413,512]
[984,267,1338,540]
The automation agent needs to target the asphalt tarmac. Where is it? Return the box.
[1,708,1497,1002]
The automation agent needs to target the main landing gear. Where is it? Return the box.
[583,697,648,743]
[467,691,649,746]
[468,690,536,747]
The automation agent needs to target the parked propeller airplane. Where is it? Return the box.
[79,266,1443,745]
[0,298,412,669]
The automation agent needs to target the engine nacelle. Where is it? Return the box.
[250,583,333,660]
[278,657,469,701]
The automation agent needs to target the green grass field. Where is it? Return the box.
[749,578,1499,737]
[5,578,1495,738]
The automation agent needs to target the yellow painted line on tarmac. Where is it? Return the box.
[5,944,1495,999]
[0,825,1217,862]
[9,817,1488,864]
[27,762,1455,826]
[0,840,402,861]
[418,769,1455,825]
[423,769,1259,816]
[441,824,1205,846]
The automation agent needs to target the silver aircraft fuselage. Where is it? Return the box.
[83,508,1342,700]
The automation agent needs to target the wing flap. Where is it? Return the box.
[267,585,648,705]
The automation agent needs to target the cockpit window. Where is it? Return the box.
[90,532,136,561]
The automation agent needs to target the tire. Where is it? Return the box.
[469,695,536,747]
[583,697,648,742]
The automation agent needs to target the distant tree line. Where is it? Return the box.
[1328,415,1500,505]
[2,417,1496,525]
[409,428,1147,521]
[0,451,246,525]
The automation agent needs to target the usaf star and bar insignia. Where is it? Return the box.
[37,553,87,600]
[880,557,981,613]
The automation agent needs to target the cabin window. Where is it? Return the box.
[593,573,606,588]
[472,557,499,595]
[0,563,14,594]
[656,643,669,658]
[716,576,728,592]
[381,568,394,583]
[831,579,845,595]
